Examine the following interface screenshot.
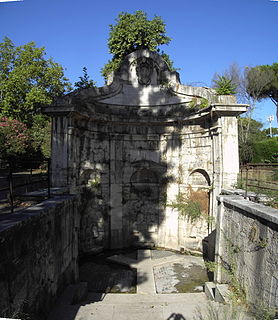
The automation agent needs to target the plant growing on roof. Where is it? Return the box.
[213,75,237,95]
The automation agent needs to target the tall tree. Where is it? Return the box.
[212,63,273,146]
[0,37,71,124]
[246,63,278,121]
[238,117,264,164]
[0,37,71,160]
[101,11,173,80]
[74,67,96,89]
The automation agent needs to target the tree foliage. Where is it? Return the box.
[0,117,30,159]
[212,63,274,152]
[238,117,264,164]
[252,137,278,163]
[74,67,96,89]
[212,75,237,95]
[238,117,278,164]
[246,63,278,121]
[0,37,71,124]
[102,11,173,80]
[29,114,51,159]
[0,37,71,160]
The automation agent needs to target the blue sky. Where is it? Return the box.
[0,0,277,128]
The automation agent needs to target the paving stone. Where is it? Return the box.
[151,250,178,260]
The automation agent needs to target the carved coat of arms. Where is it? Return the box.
[135,57,154,86]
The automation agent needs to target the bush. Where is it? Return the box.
[0,117,30,160]
[253,137,278,163]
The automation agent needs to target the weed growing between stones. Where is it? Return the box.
[169,186,209,222]
[188,97,210,110]
[204,226,247,306]
[194,300,277,320]
[194,301,245,320]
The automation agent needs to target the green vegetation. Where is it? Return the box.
[170,194,203,222]
[189,97,210,109]
[101,11,175,80]
[194,301,245,320]
[238,116,278,164]
[252,137,278,163]
[251,304,276,320]
[0,37,71,124]
[74,67,96,89]
[235,174,278,209]
[246,63,278,121]
[0,37,71,161]
[0,117,29,159]
[169,187,209,222]
[205,231,247,306]
[212,75,237,95]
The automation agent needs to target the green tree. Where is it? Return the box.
[0,37,71,160]
[101,11,173,80]
[74,67,96,89]
[0,117,31,160]
[238,117,278,164]
[29,114,51,159]
[212,63,272,146]
[262,127,278,137]
[246,63,278,121]
[0,37,71,124]
[253,137,278,163]
[238,117,265,164]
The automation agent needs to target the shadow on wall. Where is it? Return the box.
[77,119,215,252]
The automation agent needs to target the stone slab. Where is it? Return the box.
[215,283,230,304]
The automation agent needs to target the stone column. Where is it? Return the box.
[109,137,123,248]
[220,116,240,189]
[214,196,225,283]
[51,116,69,187]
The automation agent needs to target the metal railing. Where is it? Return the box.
[0,159,51,214]
[239,163,278,199]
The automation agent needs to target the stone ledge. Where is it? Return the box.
[204,281,215,301]
[215,283,229,303]
[0,194,78,233]
[217,194,278,225]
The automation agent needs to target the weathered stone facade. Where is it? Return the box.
[215,195,278,309]
[45,49,247,252]
[0,195,79,319]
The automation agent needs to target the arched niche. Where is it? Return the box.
[130,168,158,184]
[188,168,211,187]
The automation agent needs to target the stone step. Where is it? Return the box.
[204,281,216,300]
[85,292,207,305]
[215,283,230,303]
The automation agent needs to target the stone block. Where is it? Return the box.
[204,281,216,300]
[215,283,229,303]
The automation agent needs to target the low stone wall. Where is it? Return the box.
[215,194,278,309]
[0,195,80,319]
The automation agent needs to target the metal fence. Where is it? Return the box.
[239,163,278,199]
[0,159,51,214]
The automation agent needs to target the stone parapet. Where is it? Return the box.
[215,194,278,309]
[0,195,80,319]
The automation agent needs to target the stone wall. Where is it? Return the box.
[58,120,217,252]
[0,195,79,319]
[45,49,247,253]
[215,195,278,308]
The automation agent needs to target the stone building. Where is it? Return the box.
[44,49,247,254]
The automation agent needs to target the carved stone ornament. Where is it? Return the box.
[135,57,154,86]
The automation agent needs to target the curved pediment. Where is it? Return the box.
[98,49,215,106]
[45,49,245,119]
